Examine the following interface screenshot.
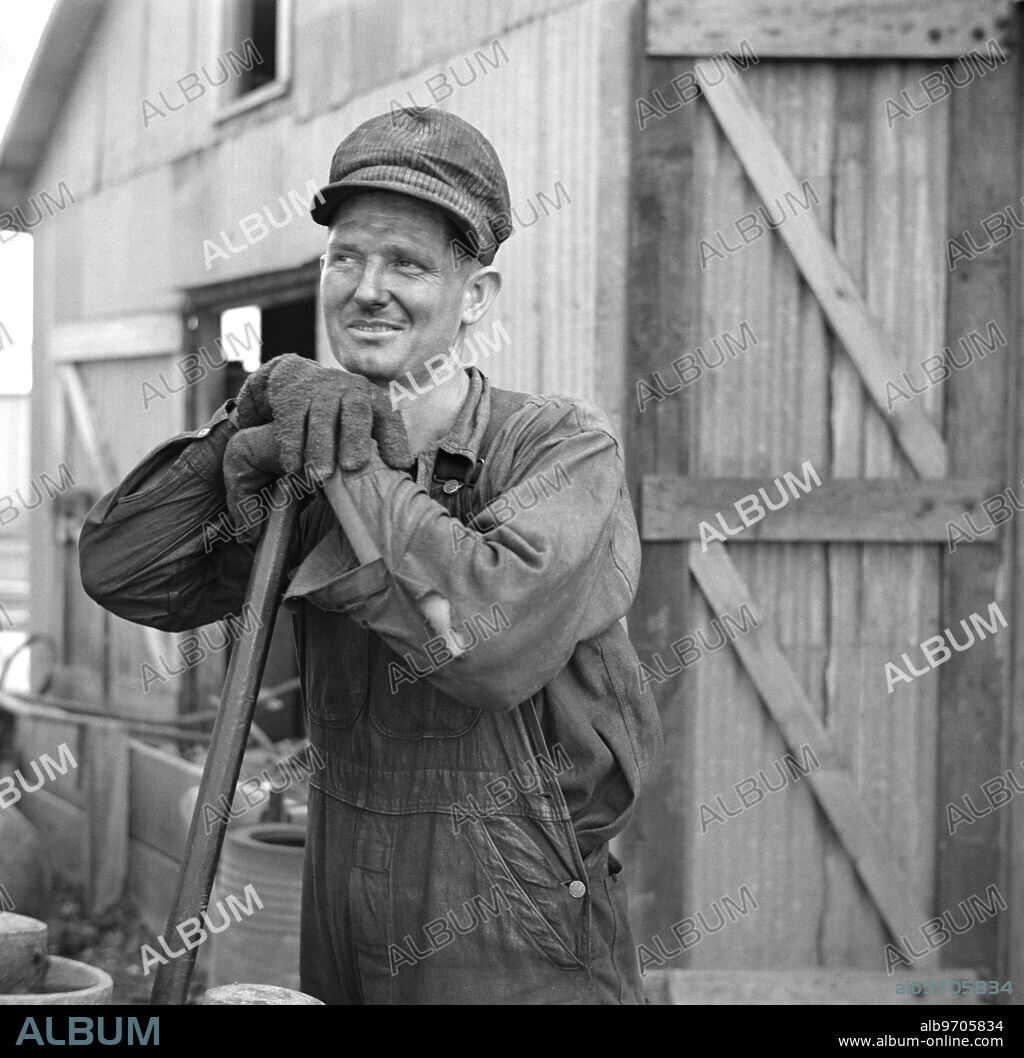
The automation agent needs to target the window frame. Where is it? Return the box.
[213,0,294,123]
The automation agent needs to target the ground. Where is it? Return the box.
[45,878,207,1005]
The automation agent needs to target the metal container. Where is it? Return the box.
[0,913,47,993]
[0,956,113,1005]
[207,823,304,990]
[0,806,52,919]
[197,983,322,1004]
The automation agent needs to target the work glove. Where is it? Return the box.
[235,353,411,475]
[222,424,287,545]
[222,354,412,543]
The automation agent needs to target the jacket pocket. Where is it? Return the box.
[368,641,481,740]
[466,814,588,972]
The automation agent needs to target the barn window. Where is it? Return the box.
[216,0,293,120]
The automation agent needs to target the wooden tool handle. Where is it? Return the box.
[149,482,299,1006]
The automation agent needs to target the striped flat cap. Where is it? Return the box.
[311,107,512,264]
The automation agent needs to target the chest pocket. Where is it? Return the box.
[368,640,482,740]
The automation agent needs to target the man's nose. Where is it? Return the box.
[352,261,388,308]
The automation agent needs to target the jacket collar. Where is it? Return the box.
[430,367,490,486]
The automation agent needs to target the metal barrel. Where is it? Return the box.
[207,822,305,990]
[197,983,322,1005]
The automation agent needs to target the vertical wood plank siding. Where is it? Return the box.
[627,46,1016,973]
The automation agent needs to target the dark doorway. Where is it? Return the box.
[260,298,315,364]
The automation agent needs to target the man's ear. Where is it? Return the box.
[460,268,502,327]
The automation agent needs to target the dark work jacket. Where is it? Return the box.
[78,367,662,855]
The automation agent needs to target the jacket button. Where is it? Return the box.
[442,479,461,494]
[197,428,210,437]
[568,880,586,899]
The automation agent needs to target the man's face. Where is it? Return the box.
[320,190,476,387]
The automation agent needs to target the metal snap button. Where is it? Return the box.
[197,428,210,437]
[442,479,461,494]
[568,880,586,899]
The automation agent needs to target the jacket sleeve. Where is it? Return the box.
[78,403,257,631]
[284,398,641,711]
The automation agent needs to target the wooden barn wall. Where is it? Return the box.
[624,41,1019,982]
[943,47,1020,982]
[31,0,632,401]
[27,0,635,715]
[1011,48,1024,995]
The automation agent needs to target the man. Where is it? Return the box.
[80,108,662,1005]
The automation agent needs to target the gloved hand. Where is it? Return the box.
[233,353,412,477]
[222,424,286,545]
[222,354,412,544]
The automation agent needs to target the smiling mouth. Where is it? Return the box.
[347,320,403,334]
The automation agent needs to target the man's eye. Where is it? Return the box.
[395,259,423,270]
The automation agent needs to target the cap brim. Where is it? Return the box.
[310,179,494,264]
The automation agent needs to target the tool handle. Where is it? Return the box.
[150,482,299,1006]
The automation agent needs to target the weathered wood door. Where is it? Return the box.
[623,0,1022,996]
